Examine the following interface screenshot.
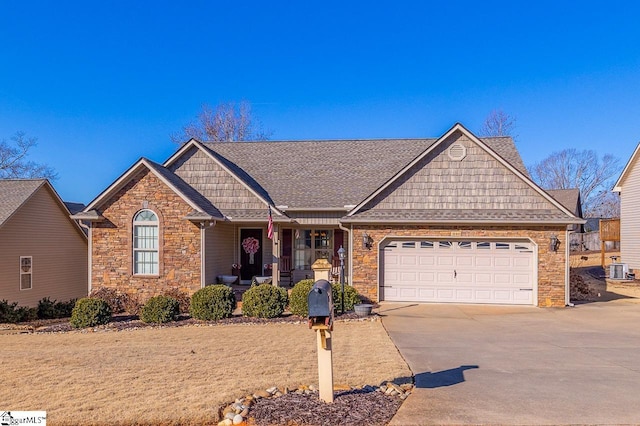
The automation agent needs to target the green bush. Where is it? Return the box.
[0,300,37,323]
[190,285,236,321]
[288,279,315,317]
[289,279,363,316]
[37,297,76,319]
[163,288,190,314]
[140,295,180,324]
[70,298,112,328]
[241,284,288,318]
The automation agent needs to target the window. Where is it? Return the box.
[477,242,491,249]
[420,241,434,249]
[402,242,416,249]
[458,241,473,249]
[20,256,32,290]
[294,229,333,269]
[133,209,159,275]
[496,243,510,250]
[438,241,453,249]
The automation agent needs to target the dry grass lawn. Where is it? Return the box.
[0,320,411,425]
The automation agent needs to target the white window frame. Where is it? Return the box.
[133,209,159,275]
[20,256,32,290]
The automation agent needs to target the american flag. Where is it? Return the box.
[267,206,274,240]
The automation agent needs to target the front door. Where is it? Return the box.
[240,229,263,281]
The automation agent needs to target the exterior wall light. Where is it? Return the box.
[550,234,560,252]
[363,232,373,250]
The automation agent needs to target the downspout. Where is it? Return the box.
[77,220,92,294]
[338,222,352,284]
[566,227,573,307]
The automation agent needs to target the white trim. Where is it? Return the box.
[377,235,539,306]
[163,139,285,217]
[565,229,571,306]
[613,142,640,192]
[347,123,579,220]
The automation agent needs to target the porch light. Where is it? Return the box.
[362,232,373,250]
[549,234,560,252]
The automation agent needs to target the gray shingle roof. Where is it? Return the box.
[546,189,582,216]
[0,179,46,227]
[203,136,527,209]
[341,209,584,224]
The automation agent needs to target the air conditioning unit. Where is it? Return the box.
[609,263,628,280]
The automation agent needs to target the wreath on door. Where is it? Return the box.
[242,237,260,264]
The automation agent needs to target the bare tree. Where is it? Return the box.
[589,191,620,218]
[529,149,621,217]
[172,101,272,143]
[0,132,57,180]
[480,109,517,138]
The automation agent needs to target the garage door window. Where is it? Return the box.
[420,241,434,249]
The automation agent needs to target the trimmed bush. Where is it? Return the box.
[0,300,37,323]
[289,279,363,316]
[37,297,76,319]
[163,288,190,314]
[89,287,128,314]
[241,284,288,318]
[288,279,315,317]
[140,296,179,324]
[122,294,142,316]
[190,285,236,321]
[70,298,112,328]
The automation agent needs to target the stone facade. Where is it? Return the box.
[351,225,568,307]
[91,170,202,300]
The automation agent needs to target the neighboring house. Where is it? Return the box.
[0,179,88,307]
[614,142,640,271]
[73,124,583,307]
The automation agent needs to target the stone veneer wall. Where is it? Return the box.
[351,225,568,307]
[91,170,202,300]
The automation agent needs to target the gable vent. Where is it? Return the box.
[448,143,467,161]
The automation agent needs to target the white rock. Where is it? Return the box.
[232,414,244,425]
[225,412,236,420]
[266,386,278,394]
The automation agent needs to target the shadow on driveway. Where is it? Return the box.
[415,365,478,388]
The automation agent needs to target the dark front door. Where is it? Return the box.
[240,228,263,281]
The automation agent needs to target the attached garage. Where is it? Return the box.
[381,239,536,305]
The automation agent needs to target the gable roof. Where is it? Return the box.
[0,179,87,237]
[190,130,529,211]
[546,189,583,217]
[613,142,640,192]
[0,179,47,227]
[80,158,224,220]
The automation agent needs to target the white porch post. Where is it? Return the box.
[272,225,280,286]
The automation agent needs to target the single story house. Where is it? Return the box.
[613,143,640,272]
[0,179,88,307]
[72,124,583,307]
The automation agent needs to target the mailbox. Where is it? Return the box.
[307,279,334,330]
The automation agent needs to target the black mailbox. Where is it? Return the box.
[307,279,334,330]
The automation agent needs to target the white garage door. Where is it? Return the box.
[381,240,535,305]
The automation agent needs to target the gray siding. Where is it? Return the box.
[365,132,557,212]
[170,147,266,210]
[620,158,640,270]
[205,223,235,285]
[0,186,88,306]
[287,211,344,225]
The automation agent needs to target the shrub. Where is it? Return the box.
[289,279,363,316]
[122,294,142,316]
[163,288,190,314]
[241,284,288,318]
[37,297,76,319]
[140,296,180,324]
[190,285,236,321]
[89,287,128,314]
[0,300,37,323]
[70,298,112,328]
[288,279,315,317]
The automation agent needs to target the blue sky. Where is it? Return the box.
[1,1,639,203]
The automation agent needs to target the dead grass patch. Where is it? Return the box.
[0,320,410,425]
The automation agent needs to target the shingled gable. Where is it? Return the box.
[344,123,582,224]
[76,157,224,221]
[163,139,286,222]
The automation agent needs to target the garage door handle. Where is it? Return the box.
[520,288,533,291]
[454,270,457,278]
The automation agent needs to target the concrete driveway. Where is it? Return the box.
[381,299,640,425]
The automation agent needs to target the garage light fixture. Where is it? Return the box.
[549,234,560,252]
[363,232,373,250]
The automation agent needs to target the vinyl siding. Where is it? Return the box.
[0,186,88,307]
[287,211,344,225]
[205,222,235,284]
[620,158,640,270]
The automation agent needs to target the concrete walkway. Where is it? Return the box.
[381,299,640,425]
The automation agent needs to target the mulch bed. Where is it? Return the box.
[248,388,403,426]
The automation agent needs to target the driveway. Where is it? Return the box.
[381,299,640,425]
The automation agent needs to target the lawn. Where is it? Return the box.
[1,319,411,425]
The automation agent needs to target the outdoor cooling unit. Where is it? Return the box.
[609,263,629,280]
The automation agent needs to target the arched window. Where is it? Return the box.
[133,209,159,275]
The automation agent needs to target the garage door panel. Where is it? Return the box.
[381,239,536,305]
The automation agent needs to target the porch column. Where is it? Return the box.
[272,225,280,286]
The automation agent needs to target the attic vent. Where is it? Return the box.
[448,143,467,161]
